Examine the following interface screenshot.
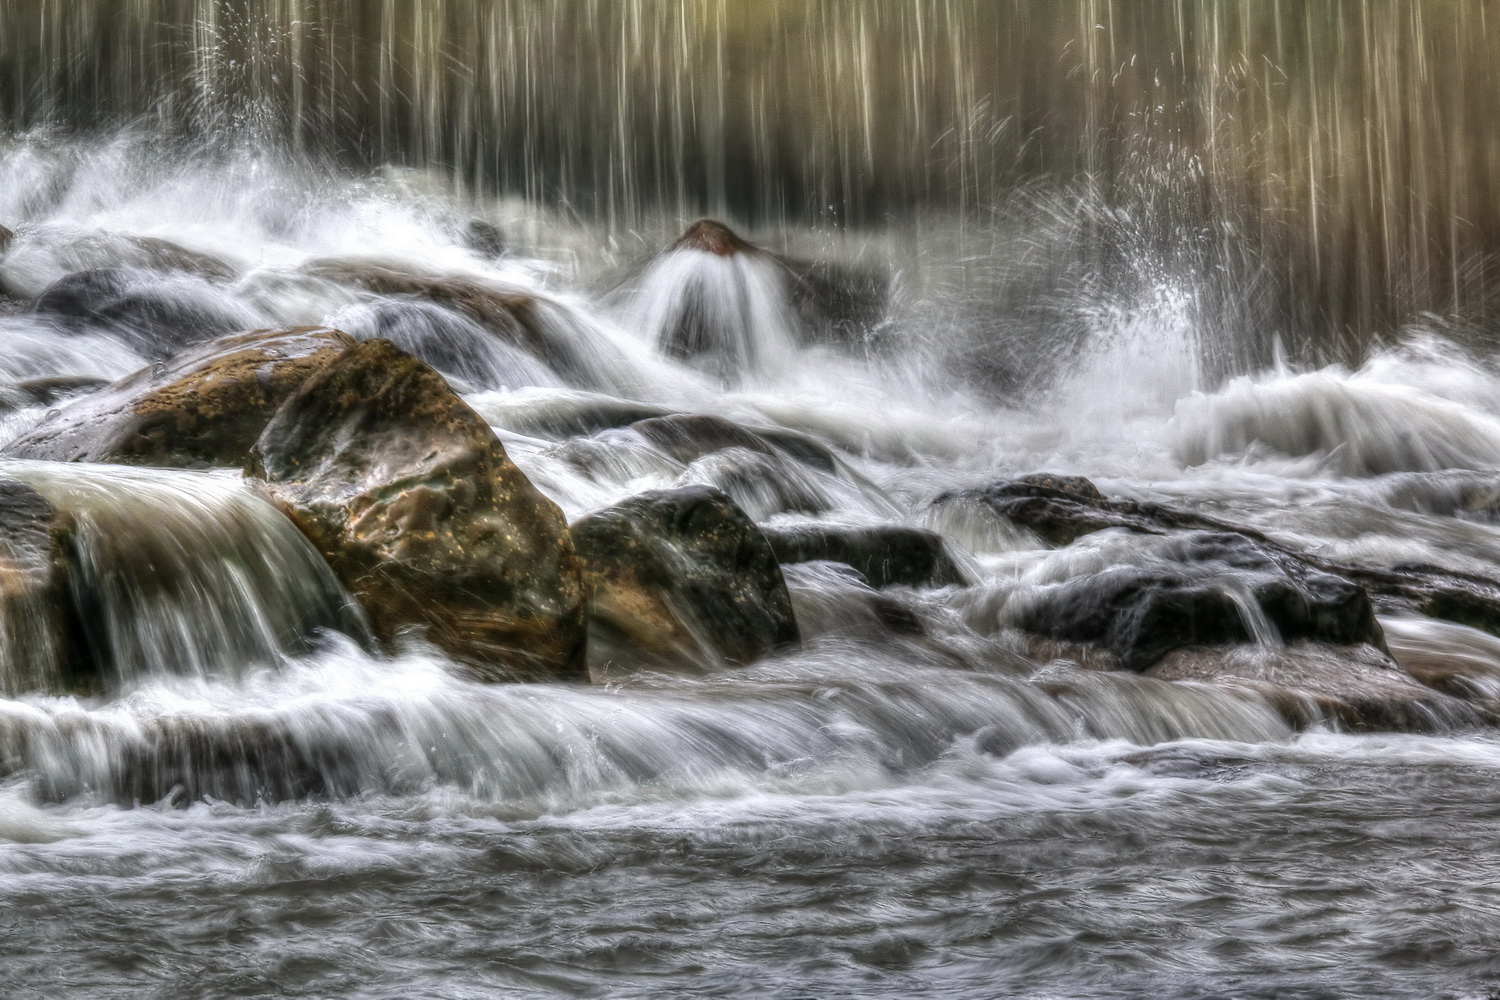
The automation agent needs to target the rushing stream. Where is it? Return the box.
[5,3,1500,998]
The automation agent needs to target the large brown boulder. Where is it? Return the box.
[3,327,354,467]
[570,485,799,678]
[246,338,586,682]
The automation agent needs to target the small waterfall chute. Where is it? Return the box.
[0,460,367,696]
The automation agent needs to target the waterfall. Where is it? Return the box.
[0,461,367,696]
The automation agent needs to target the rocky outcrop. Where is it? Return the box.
[570,485,799,677]
[763,523,968,589]
[4,327,354,467]
[246,338,586,682]
[943,472,1500,641]
[1012,531,1383,672]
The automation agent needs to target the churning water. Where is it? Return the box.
[5,3,1500,998]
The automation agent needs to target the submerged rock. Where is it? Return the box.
[631,413,840,472]
[4,327,354,467]
[570,485,799,678]
[480,390,673,439]
[763,523,968,590]
[1146,641,1486,732]
[330,298,558,391]
[462,219,507,259]
[1013,531,1383,672]
[303,259,578,373]
[0,479,78,695]
[30,267,248,356]
[247,338,586,681]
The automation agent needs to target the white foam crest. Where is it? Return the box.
[614,248,801,383]
[1172,339,1500,476]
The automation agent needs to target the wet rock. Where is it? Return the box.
[672,219,758,256]
[13,375,111,406]
[481,390,672,439]
[4,327,354,467]
[332,298,557,391]
[30,267,247,356]
[945,472,1500,643]
[632,413,839,473]
[0,225,12,254]
[247,338,586,682]
[0,480,80,695]
[935,473,1147,546]
[128,236,235,281]
[783,256,892,348]
[1146,641,1486,732]
[678,448,834,519]
[304,259,565,368]
[669,220,890,348]
[462,219,507,259]
[570,485,799,677]
[763,523,968,590]
[1013,531,1383,672]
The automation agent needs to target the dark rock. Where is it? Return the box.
[4,327,354,467]
[570,485,799,677]
[1146,641,1487,732]
[1013,531,1383,672]
[944,472,1500,643]
[462,219,507,259]
[670,220,890,347]
[782,256,892,348]
[0,479,80,695]
[632,413,839,472]
[0,225,12,255]
[30,267,245,356]
[13,375,111,406]
[247,338,586,682]
[764,523,968,590]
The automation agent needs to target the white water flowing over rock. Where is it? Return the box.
[3,132,1500,999]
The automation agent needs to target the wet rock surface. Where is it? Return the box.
[303,259,588,376]
[1012,531,1383,671]
[247,338,586,682]
[332,298,557,391]
[948,472,1500,643]
[0,479,78,695]
[4,327,355,467]
[764,523,967,590]
[631,413,840,472]
[1145,641,1487,732]
[570,485,799,677]
[30,267,246,356]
